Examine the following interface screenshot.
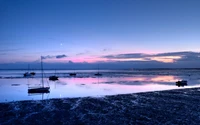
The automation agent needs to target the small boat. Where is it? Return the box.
[69,73,76,76]
[24,72,32,77]
[94,65,102,76]
[49,70,59,81]
[94,73,102,76]
[69,69,77,76]
[28,87,50,93]
[30,72,36,75]
[24,65,36,77]
[28,56,50,93]
[176,80,187,87]
[49,75,59,81]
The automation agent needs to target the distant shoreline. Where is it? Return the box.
[1,68,200,70]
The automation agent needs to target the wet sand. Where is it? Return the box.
[1,87,200,125]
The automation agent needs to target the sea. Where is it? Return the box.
[1,69,200,102]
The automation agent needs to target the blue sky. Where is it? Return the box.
[0,0,200,69]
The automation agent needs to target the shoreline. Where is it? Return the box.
[1,87,200,124]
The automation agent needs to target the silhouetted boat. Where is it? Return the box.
[28,56,50,93]
[24,72,32,77]
[30,72,36,75]
[28,87,50,93]
[24,65,36,77]
[49,70,59,81]
[94,65,102,76]
[94,73,102,76]
[69,73,76,76]
[69,69,77,76]
[49,75,59,80]
[176,80,187,87]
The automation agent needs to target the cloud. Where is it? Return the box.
[76,53,85,56]
[154,52,200,62]
[41,54,67,59]
[155,51,200,57]
[102,48,110,52]
[56,54,67,58]
[76,50,90,56]
[1,51,200,69]
[102,51,200,63]
[177,54,200,61]
[41,55,54,59]
[68,60,74,63]
[103,53,147,59]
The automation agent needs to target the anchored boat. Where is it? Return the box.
[28,56,50,93]
[176,80,187,87]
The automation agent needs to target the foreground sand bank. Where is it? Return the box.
[1,88,200,125]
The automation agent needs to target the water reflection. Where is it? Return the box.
[151,76,178,82]
[125,75,179,83]
[0,75,200,102]
[28,93,50,100]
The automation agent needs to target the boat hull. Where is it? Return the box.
[49,76,58,81]
[30,72,36,75]
[28,87,50,93]
[24,72,36,77]
[69,73,76,76]
[24,72,32,77]
[94,73,102,76]
[176,80,187,87]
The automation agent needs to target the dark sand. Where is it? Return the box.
[1,88,200,125]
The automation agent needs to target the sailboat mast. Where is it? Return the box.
[28,64,30,72]
[98,64,99,73]
[41,56,44,87]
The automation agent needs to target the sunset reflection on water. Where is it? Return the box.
[0,74,199,102]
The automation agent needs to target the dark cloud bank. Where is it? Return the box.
[41,54,67,59]
[103,51,200,61]
[0,52,200,69]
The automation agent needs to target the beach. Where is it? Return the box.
[1,87,200,125]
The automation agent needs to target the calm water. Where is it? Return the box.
[0,69,200,102]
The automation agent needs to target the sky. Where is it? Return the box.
[0,0,200,69]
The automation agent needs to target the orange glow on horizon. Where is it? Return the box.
[149,56,182,63]
[125,75,178,83]
[111,58,148,61]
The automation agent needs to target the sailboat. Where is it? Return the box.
[176,80,187,87]
[69,73,76,76]
[30,72,36,75]
[69,69,76,76]
[28,56,50,93]
[49,70,59,81]
[24,64,36,77]
[94,64,102,76]
[24,72,32,77]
